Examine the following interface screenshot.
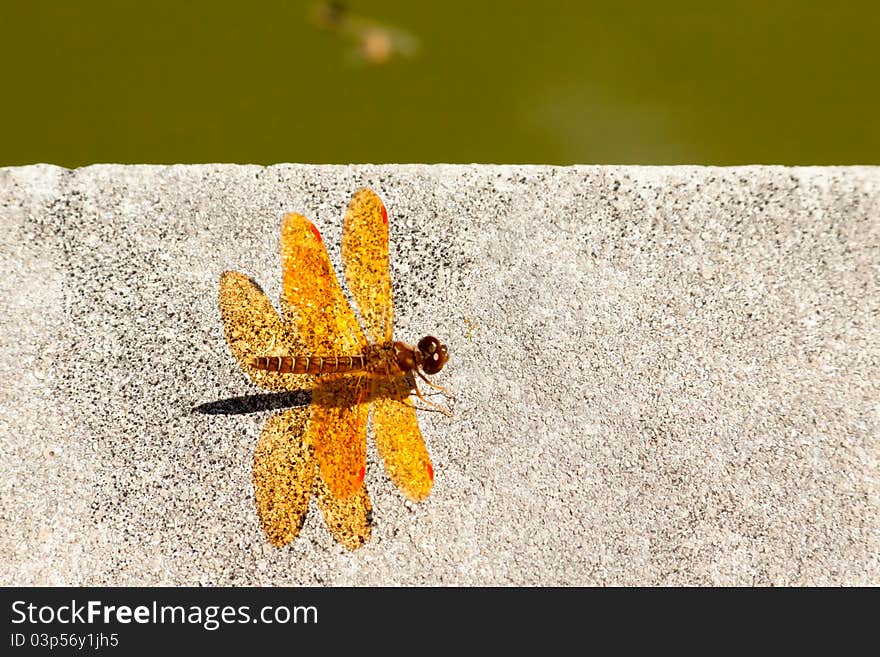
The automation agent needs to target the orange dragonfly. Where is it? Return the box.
[218,188,449,549]
[310,1,420,65]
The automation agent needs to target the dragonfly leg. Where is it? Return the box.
[407,372,454,417]
[415,369,454,399]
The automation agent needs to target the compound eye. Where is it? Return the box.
[418,336,438,354]
[418,336,448,375]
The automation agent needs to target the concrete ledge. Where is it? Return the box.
[1,164,877,585]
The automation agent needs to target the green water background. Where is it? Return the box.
[2,1,878,166]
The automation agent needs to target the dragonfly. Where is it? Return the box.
[218,188,449,549]
[309,1,420,65]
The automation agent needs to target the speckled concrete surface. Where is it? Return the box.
[0,164,877,585]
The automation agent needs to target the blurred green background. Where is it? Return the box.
[1,1,878,166]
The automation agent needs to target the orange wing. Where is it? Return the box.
[253,406,372,550]
[307,374,369,499]
[218,271,311,391]
[279,213,369,500]
[341,188,394,344]
[279,213,367,354]
[371,374,434,501]
[252,408,315,547]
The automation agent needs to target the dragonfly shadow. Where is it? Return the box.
[192,390,312,416]
[194,377,447,416]
[192,379,402,416]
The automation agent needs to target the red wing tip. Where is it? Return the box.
[380,203,388,225]
[281,213,323,243]
[427,463,434,482]
[359,466,366,483]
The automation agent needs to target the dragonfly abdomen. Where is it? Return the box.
[251,355,368,374]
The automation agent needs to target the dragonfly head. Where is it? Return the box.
[417,336,448,375]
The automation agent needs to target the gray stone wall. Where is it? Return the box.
[1,164,877,585]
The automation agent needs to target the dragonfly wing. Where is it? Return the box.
[341,188,394,344]
[279,213,366,354]
[314,468,372,550]
[372,374,434,501]
[252,408,315,547]
[279,214,369,500]
[309,374,370,500]
[218,271,311,391]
